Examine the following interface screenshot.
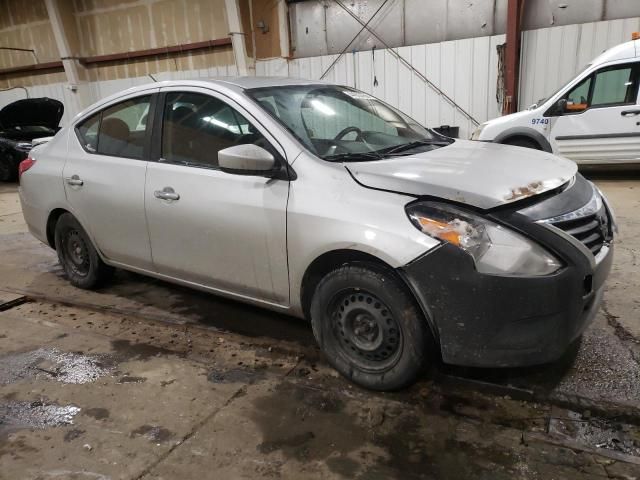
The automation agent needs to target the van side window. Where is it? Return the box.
[77,112,100,152]
[565,77,591,112]
[161,92,270,169]
[591,66,638,106]
[97,96,151,159]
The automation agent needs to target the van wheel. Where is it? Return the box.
[503,137,541,150]
[310,263,431,391]
[54,213,114,289]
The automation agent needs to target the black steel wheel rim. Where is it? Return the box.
[64,229,90,277]
[330,289,402,371]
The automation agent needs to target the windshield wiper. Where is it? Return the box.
[323,151,383,162]
[380,140,449,155]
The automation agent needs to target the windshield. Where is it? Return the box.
[246,85,451,161]
[534,64,592,106]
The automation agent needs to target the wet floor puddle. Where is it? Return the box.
[549,410,640,457]
[0,401,80,436]
[207,367,266,384]
[0,348,115,385]
[130,424,174,443]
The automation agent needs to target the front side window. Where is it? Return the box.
[97,96,151,159]
[161,92,270,169]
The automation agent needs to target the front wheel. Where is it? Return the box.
[54,213,114,289]
[310,263,432,391]
[502,137,541,150]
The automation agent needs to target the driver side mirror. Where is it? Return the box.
[553,98,568,115]
[218,144,278,177]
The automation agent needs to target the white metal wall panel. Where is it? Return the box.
[519,17,640,108]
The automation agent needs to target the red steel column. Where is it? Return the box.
[504,0,524,115]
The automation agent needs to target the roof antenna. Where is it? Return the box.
[148,73,158,82]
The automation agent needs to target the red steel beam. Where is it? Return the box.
[504,0,524,115]
[79,37,232,65]
[0,61,64,76]
[0,37,232,77]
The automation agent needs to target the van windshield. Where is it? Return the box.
[534,64,592,107]
[246,85,451,161]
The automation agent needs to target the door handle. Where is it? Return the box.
[65,175,84,186]
[154,187,180,201]
[621,109,640,116]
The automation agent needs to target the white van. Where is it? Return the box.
[472,36,640,165]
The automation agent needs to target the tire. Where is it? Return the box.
[310,263,431,391]
[0,156,16,182]
[502,137,541,150]
[54,213,114,289]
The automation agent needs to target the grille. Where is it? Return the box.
[550,207,610,256]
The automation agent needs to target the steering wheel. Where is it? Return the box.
[334,126,364,141]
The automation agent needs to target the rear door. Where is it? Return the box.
[549,62,640,164]
[63,90,157,269]
[144,87,290,304]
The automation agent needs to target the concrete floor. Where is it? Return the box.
[1,177,640,479]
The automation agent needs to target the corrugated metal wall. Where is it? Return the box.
[290,0,640,59]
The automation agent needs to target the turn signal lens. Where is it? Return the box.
[632,32,640,40]
[18,157,36,178]
[416,217,465,246]
[406,201,562,276]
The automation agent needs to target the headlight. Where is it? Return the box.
[470,123,486,140]
[406,202,562,276]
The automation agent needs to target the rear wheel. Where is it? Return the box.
[54,213,114,289]
[310,263,431,391]
[0,156,16,182]
[502,137,541,150]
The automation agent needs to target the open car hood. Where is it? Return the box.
[0,97,64,130]
[345,140,577,210]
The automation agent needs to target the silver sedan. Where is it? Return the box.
[19,77,614,390]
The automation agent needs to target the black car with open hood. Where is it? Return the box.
[0,97,64,181]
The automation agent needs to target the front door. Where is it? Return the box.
[63,92,156,269]
[144,88,290,304]
[549,62,640,164]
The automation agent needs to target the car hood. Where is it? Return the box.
[0,98,64,129]
[345,140,577,209]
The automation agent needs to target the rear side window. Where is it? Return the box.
[97,96,151,159]
[161,92,270,169]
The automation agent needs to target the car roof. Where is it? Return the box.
[208,76,331,89]
[127,76,331,93]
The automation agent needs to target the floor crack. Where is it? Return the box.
[134,385,248,480]
[602,301,640,346]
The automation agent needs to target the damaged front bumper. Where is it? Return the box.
[399,204,615,368]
